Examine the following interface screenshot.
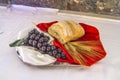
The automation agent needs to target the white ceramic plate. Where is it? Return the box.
[16,26,57,66]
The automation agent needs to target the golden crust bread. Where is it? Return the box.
[48,20,85,44]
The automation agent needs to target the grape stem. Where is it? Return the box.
[9,38,25,47]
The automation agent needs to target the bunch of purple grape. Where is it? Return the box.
[24,29,66,59]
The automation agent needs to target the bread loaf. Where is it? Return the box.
[48,20,85,44]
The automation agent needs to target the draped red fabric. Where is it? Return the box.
[36,21,106,66]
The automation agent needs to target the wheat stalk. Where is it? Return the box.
[64,41,105,66]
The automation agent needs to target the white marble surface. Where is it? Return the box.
[0,5,120,80]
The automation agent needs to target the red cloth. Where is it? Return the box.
[37,21,106,66]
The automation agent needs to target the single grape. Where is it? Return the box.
[41,46,46,52]
[30,34,36,39]
[61,52,65,57]
[32,40,37,47]
[28,39,33,45]
[61,56,67,59]
[42,42,47,46]
[40,33,44,37]
[34,29,39,34]
[57,48,62,53]
[28,29,35,35]
[55,53,61,58]
[61,52,66,59]
[52,50,57,57]
[33,29,37,32]
[51,45,56,50]
[48,51,53,56]
[35,34,40,40]
[44,36,50,42]
[37,42,42,48]
[46,46,51,52]
[39,37,44,42]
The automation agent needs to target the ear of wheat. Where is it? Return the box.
[64,40,105,66]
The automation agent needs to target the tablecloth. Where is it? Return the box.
[0,5,120,80]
